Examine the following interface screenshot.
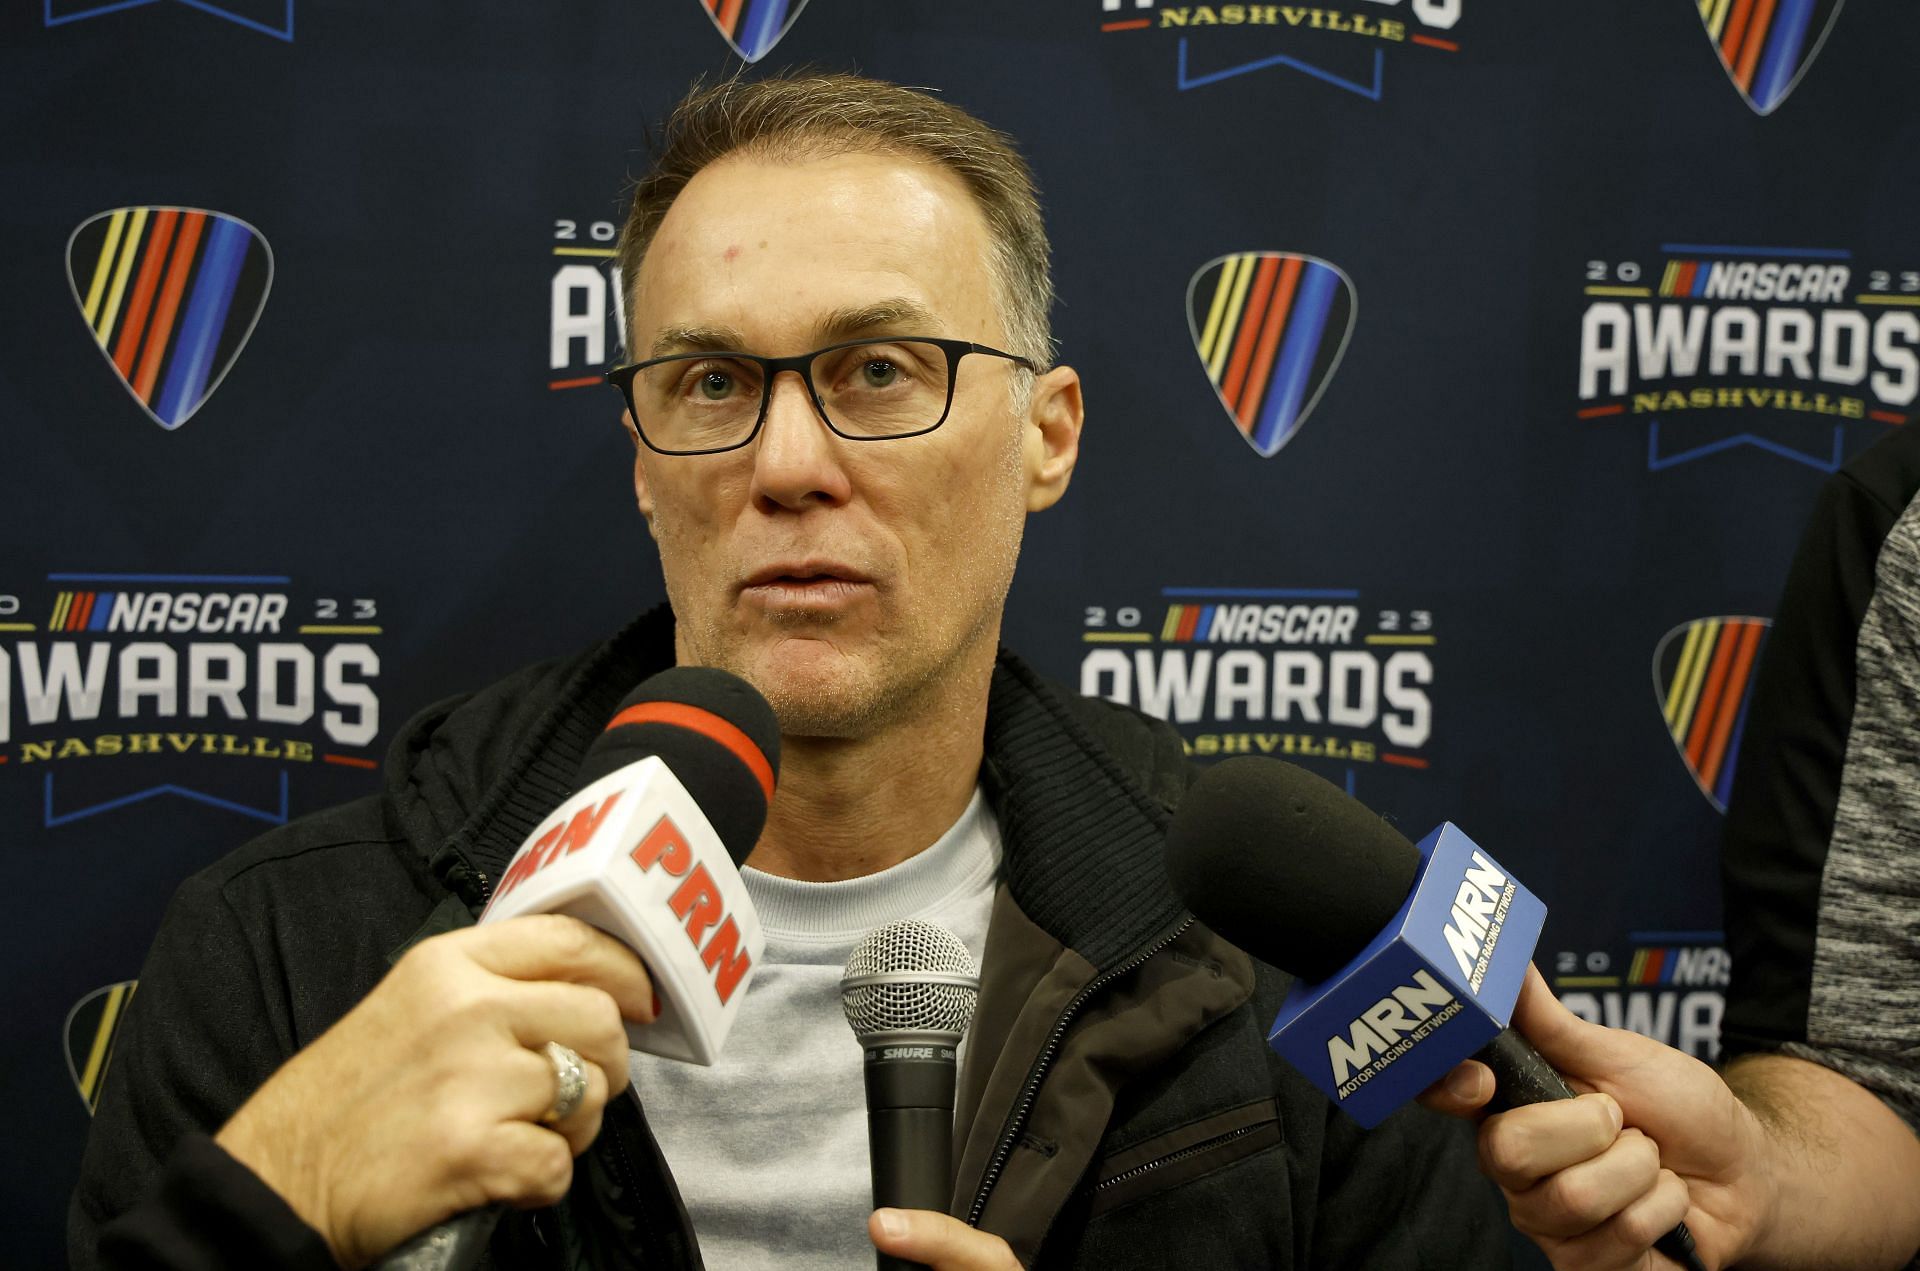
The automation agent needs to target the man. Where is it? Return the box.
[72,73,1506,1269]
[1422,420,1920,1269]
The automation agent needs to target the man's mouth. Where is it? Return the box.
[740,562,875,611]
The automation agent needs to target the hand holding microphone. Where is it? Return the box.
[1164,757,1714,1271]
[1422,967,1773,1271]
[214,913,653,1267]
[215,667,779,1269]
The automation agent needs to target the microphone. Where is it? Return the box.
[480,665,780,1064]
[1164,756,1703,1271]
[377,666,780,1271]
[840,920,981,1271]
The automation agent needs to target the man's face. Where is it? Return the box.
[625,149,1080,737]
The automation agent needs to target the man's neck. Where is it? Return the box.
[744,662,993,884]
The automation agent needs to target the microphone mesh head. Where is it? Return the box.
[840,919,980,1044]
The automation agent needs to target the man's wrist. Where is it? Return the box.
[215,1099,344,1266]
[1719,1054,1841,1269]
[1721,1093,1787,1267]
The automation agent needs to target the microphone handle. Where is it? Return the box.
[1473,1028,1706,1271]
[371,1205,502,1271]
[865,1048,958,1271]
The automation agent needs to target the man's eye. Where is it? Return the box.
[696,370,735,400]
[860,360,900,388]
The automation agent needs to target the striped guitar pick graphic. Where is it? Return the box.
[1187,253,1356,458]
[1653,616,1770,813]
[1697,0,1846,115]
[699,0,810,62]
[66,208,273,431]
[65,981,137,1113]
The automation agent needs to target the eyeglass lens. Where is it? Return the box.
[633,339,953,451]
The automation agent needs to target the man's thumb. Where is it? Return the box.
[1506,963,1621,1079]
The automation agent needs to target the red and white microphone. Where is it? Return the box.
[479,665,780,1064]
[378,667,781,1271]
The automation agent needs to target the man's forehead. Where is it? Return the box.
[630,151,996,352]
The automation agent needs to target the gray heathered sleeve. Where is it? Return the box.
[1799,497,1920,1136]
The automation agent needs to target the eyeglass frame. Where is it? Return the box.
[603,335,1038,456]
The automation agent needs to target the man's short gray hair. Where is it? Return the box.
[616,72,1055,373]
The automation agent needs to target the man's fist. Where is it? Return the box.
[214,915,656,1268]
[1418,966,1773,1271]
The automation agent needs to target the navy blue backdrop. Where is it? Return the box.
[7,1,1917,1262]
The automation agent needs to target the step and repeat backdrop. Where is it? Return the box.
[6,0,1917,1260]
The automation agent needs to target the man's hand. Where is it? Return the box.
[869,1209,1021,1270]
[213,914,656,1268]
[1418,966,1775,1270]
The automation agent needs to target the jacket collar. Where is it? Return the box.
[393,606,1191,973]
[983,653,1191,973]
[388,606,677,907]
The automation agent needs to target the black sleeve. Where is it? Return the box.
[1719,449,1910,1058]
[94,1134,337,1270]
[69,870,307,1269]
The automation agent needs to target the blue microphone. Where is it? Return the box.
[1165,757,1703,1271]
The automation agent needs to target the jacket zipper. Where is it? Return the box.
[462,856,665,1268]
[965,916,1194,1227]
[1092,1122,1268,1193]
[604,1098,652,1266]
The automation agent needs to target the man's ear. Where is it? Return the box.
[1023,366,1084,513]
[622,409,656,523]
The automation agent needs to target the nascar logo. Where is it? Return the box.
[699,0,809,62]
[1187,253,1356,457]
[66,208,273,431]
[65,981,137,1113]
[1654,616,1770,813]
[1627,944,1728,987]
[1697,0,1844,115]
[1575,243,1915,471]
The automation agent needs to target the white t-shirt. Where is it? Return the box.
[629,788,1002,1271]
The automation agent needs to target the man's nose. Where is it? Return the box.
[750,369,852,510]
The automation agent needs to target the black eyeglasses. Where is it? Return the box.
[604,336,1036,456]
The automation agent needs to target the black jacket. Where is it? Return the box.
[73,608,1508,1269]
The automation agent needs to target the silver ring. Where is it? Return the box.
[541,1041,587,1123]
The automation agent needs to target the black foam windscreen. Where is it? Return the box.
[577,667,781,866]
[1165,757,1421,984]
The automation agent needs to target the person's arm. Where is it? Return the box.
[207,914,649,1265]
[1721,1053,1920,1270]
[72,867,327,1271]
[74,859,653,1270]
[93,1134,340,1271]
[1715,439,1920,1267]
[1422,969,1920,1270]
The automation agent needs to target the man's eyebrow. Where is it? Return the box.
[815,299,945,342]
[645,300,944,359]
[649,324,748,358]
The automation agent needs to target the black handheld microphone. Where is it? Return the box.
[376,666,780,1271]
[1164,757,1703,1271]
[840,919,981,1271]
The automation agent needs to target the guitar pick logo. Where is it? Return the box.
[65,981,137,1113]
[1187,253,1355,458]
[1698,0,1846,115]
[699,0,810,62]
[1653,616,1770,813]
[66,207,274,431]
